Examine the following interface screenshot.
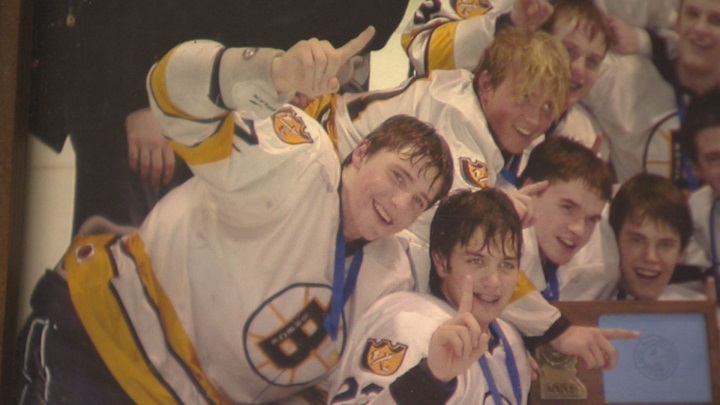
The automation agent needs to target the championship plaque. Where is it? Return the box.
[530,300,720,404]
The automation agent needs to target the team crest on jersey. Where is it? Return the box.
[74,243,96,264]
[361,339,408,376]
[452,0,492,19]
[459,157,489,189]
[273,108,313,145]
[244,284,344,386]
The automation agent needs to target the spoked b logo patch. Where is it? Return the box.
[244,284,346,386]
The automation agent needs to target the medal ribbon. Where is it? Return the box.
[324,194,364,340]
[479,321,523,405]
[540,261,559,302]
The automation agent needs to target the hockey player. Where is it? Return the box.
[148,25,634,377]
[16,28,457,402]
[401,0,612,166]
[607,172,695,301]
[583,0,720,184]
[514,137,619,305]
[327,189,532,404]
[680,89,720,300]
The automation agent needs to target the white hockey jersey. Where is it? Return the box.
[63,43,419,404]
[582,52,681,183]
[520,218,621,301]
[326,291,531,404]
[400,0,606,160]
[149,40,564,347]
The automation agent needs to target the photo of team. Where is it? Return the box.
[9,0,720,403]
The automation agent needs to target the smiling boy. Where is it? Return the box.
[515,137,617,303]
[17,95,454,405]
[402,0,612,165]
[327,189,532,404]
[608,173,693,300]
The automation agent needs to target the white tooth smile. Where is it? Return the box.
[476,293,499,303]
[374,202,391,224]
[516,126,531,137]
[635,268,661,279]
[558,237,576,249]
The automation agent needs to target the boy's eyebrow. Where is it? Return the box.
[559,196,581,208]
[464,246,518,261]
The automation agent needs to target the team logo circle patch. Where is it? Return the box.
[244,284,345,386]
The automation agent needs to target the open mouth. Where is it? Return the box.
[557,236,577,251]
[634,267,662,282]
[515,125,532,138]
[475,293,500,304]
[373,201,392,225]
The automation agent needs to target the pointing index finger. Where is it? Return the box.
[338,26,376,61]
[457,275,474,315]
[600,328,640,340]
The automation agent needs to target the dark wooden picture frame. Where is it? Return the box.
[1,0,32,398]
[531,300,720,405]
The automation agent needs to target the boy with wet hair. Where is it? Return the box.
[327,189,532,404]
[149,24,632,375]
[608,172,693,300]
[17,106,454,403]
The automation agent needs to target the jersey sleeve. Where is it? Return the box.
[146,40,339,204]
[327,293,454,404]
[401,0,513,76]
[501,272,566,345]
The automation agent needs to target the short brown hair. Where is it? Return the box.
[542,0,613,54]
[518,137,612,201]
[346,114,454,208]
[609,172,692,249]
[428,189,523,297]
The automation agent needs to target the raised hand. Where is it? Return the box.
[550,325,639,369]
[504,180,549,228]
[271,26,375,97]
[427,276,489,382]
[607,15,643,55]
[511,0,554,32]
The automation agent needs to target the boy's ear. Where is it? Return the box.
[432,251,450,277]
[351,141,370,168]
[475,71,493,94]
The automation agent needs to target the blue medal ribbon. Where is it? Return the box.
[324,196,364,341]
[540,260,559,302]
[479,321,523,405]
[499,154,522,187]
